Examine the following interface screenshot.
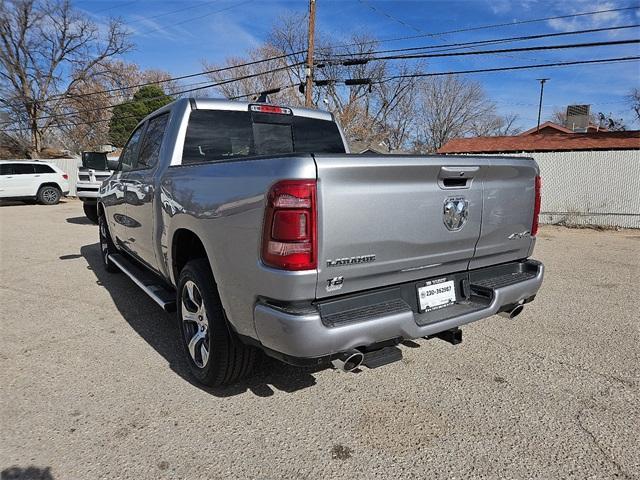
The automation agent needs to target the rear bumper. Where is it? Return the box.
[254,259,544,361]
[76,183,99,201]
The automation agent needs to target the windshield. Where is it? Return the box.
[82,152,109,170]
[182,109,345,164]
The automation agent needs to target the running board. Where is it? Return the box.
[108,253,176,312]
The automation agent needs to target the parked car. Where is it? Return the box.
[97,98,544,386]
[76,150,119,223]
[0,160,69,205]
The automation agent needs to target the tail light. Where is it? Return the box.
[62,173,69,180]
[250,104,292,115]
[262,180,317,270]
[531,175,542,236]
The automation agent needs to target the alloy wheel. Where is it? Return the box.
[181,280,210,368]
[42,188,58,204]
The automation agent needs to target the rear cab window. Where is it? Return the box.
[181,108,345,164]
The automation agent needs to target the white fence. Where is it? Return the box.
[498,150,640,229]
[458,150,640,229]
[36,158,81,196]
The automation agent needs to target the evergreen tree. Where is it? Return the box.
[109,85,173,146]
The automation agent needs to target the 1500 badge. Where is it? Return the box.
[326,254,376,267]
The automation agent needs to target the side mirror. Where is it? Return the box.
[107,159,120,171]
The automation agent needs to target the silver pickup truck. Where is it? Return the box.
[98,98,544,386]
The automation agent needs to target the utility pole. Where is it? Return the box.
[536,78,549,132]
[305,0,316,107]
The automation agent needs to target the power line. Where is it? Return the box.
[135,0,253,36]
[357,0,424,34]
[1,49,305,108]
[1,62,304,127]
[5,6,636,108]
[318,39,640,65]
[326,5,640,49]
[123,1,224,26]
[321,24,640,58]
[383,56,640,81]
[4,56,638,132]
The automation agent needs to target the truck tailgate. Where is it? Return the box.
[313,154,537,300]
[314,154,482,299]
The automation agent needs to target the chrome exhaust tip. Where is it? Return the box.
[498,304,524,319]
[331,350,364,372]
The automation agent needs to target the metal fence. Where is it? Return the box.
[33,158,81,196]
[500,150,640,229]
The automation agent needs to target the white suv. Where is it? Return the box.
[0,160,70,205]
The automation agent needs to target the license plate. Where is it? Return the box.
[417,279,456,312]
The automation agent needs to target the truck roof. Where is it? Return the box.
[191,98,334,122]
[139,97,335,126]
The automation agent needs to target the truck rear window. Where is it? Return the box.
[82,152,108,170]
[182,109,345,164]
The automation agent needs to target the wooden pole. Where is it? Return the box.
[305,0,316,107]
[536,78,549,132]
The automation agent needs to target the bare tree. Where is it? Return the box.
[413,75,497,152]
[629,88,640,124]
[202,13,421,151]
[0,0,132,156]
[469,112,522,137]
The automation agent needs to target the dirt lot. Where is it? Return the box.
[1,199,638,480]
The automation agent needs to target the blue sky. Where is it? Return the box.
[78,0,640,129]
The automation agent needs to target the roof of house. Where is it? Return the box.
[438,130,640,154]
[519,121,574,135]
[519,121,608,136]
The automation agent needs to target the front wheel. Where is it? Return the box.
[98,213,119,273]
[83,202,99,224]
[37,185,61,205]
[178,259,255,386]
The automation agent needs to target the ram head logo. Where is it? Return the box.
[443,198,469,231]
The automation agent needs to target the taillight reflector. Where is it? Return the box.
[63,173,69,180]
[262,180,317,271]
[531,175,542,236]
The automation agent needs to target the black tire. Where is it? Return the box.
[98,213,119,273]
[83,203,99,224]
[37,185,61,205]
[177,259,255,386]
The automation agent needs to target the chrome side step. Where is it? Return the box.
[108,253,176,312]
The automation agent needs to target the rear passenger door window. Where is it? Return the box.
[119,126,145,172]
[137,113,169,169]
[13,164,35,174]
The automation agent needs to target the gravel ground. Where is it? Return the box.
[1,199,638,480]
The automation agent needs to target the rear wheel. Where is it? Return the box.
[178,259,255,386]
[37,185,61,205]
[98,213,118,273]
[83,203,99,224]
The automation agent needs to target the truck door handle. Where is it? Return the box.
[438,166,479,189]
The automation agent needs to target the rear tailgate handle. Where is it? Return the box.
[438,166,479,189]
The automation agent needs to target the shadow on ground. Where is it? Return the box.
[65,216,94,225]
[79,241,323,398]
[1,466,54,480]
[0,200,69,207]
